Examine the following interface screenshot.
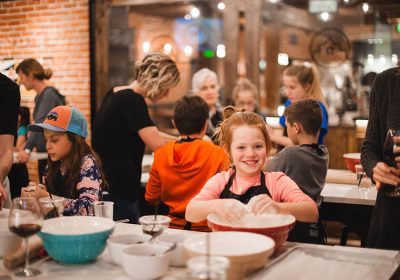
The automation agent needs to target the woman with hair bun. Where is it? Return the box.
[93,52,180,223]
[16,58,66,182]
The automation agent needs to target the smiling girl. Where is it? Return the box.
[21,106,105,216]
[185,106,318,224]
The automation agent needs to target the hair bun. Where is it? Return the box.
[43,68,53,80]
[222,106,238,120]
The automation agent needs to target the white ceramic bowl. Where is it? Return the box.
[0,210,22,258]
[207,213,295,251]
[184,231,275,280]
[107,233,151,265]
[157,233,189,267]
[122,243,172,280]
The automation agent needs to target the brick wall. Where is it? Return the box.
[0,0,91,182]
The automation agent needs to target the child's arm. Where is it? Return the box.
[145,158,161,205]
[266,124,293,147]
[248,194,318,222]
[185,198,248,223]
[278,201,318,222]
[63,156,102,216]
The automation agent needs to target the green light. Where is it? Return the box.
[397,22,400,33]
[202,49,215,58]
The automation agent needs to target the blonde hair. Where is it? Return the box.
[135,52,180,99]
[16,58,53,80]
[191,68,219,94]
[283,62,326,105]
[232,78,258,102]
[215,106,271,160]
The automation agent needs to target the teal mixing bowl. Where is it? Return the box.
[37,216,115,264]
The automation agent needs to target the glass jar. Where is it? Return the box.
[187,256,230,280]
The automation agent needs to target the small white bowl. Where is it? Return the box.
[0,210,22,257]
[122,244,171,280]
[157,233,188,267]
[107,233,151,265]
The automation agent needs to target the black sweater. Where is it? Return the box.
[361,67,400,178]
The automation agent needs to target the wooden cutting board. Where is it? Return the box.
[325,169,358,185]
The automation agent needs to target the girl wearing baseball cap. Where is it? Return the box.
[21,106,105,216]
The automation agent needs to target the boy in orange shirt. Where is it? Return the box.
[145,95,230,231]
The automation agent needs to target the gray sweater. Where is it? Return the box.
[25,87,65,152]
[267,145,329,204]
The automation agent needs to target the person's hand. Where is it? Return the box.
[215,199,248,222]
[21,182,49,199]
[17,150,30,163]
[372,162,400,189]
[394,136,400,163]
[247,194,280,215]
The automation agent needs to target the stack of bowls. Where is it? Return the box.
[37,216,114,264]
[107,216,185,279]
[207,213,295,251]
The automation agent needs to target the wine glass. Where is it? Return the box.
[355,164,371,198]
[8,197,43,277]
[383,129,400,197]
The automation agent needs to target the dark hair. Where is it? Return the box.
[16,58,53,80]
[173,95,209,135]
[18,106,30,128]
[284,99,322,136]
[45,133,107,199]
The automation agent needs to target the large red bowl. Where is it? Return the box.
[207,213,295,251]
[343,153,361,173]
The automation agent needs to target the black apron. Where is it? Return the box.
[219,170,269,204]
[177,169,269,230]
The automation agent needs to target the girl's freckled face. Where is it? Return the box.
[230,126,267,177]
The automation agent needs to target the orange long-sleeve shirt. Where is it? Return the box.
[145,139,230,231]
